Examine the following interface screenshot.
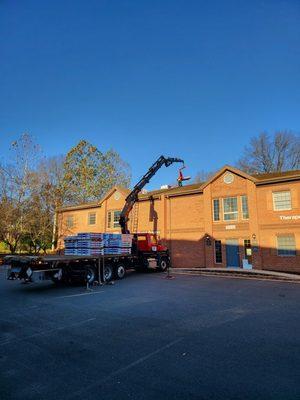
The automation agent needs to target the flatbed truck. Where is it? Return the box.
[4,156,184,286]
[5,233,170,284]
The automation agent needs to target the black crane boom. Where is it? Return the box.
[119,155,184,234]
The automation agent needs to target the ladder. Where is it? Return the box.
[132,202,139,233]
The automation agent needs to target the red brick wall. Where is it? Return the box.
[57,173,300,273]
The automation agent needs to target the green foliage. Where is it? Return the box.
[0,242,9,253]
[0,134,131,253]
[62,140,131,204]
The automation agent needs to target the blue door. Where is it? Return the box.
[226,239,239,267]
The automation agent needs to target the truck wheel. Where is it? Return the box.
[115,264,126,280]
[86,266,96,284]
[104,265,113,282]
[51,276,63,285]
[158,258,168,272]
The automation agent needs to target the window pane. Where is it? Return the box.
[113,211,121,228]
[137,235,147,241]
[215,240,222,263]
[213,199,220,221]
[277,235,296,256]
[273,191,291,210]
[241,195,249,219]
[223,197,238,220]
[88,213,96,225]
[223,197,238,212]
[66,215,74,228]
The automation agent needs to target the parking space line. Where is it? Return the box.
[0,317,96,346]
[56,291,104,299]
[68,337,183,398]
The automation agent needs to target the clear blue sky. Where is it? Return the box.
[0,0,299,189]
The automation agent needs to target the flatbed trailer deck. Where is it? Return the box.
[4,249,170,285]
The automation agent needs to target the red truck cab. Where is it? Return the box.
[135,233,167,253]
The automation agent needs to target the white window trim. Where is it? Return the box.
[212,198,220,222]
[222,197,238,222]
[107,210,121,229]
[241,195,249,220]
[88,212,96,225]
[272,191,292,211]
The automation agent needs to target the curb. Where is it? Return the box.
[171,270,300,283]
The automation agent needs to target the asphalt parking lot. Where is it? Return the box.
[1,269,300,400]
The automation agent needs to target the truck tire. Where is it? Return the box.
[51,276,63,285]
[158,257,168,272]
[104,265,113,282]
[115,264,126,280]
[86,266,96,284]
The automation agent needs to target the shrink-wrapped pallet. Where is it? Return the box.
[64,233,133,256]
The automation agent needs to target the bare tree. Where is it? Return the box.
[0,133,38,252]
[194,170,216,183]
[237,131,300,174]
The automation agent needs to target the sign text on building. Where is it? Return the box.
[279,215,300,221]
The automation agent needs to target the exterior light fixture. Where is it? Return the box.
[205,235,212,246]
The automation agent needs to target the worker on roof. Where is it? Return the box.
[177,165,191,187]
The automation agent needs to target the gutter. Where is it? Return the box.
[255,176,300,186]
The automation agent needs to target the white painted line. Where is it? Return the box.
[0,318,96,346]
[56,291,104,299]
[68,337,183,398]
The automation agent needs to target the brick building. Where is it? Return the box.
[56,166,300,273]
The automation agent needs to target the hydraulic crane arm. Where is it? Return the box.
[119,155,184,234]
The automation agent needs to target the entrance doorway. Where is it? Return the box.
[226,239,239,267]
[244,239,252,265]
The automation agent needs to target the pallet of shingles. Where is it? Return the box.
[64,233,133,256]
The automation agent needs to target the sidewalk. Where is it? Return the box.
[171,267,300,283]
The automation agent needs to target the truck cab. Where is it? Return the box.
[131,233,170,272]
[135,233,167,253]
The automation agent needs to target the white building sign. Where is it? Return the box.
[279,215,300,221]
[225,225,236,230]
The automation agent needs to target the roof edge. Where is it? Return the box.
[255,175,300,186]
[200,165,257,189]
[57,185,130,212]
[56,203,101,212]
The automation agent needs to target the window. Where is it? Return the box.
[223,172,234,184]
[277,235,296,256]
[273,191,291,211]
[213,199,220,221]
[137,235,147,241]
[66,215,74,228]
[223,197,238,221]
[88,212,96,225]
[107,210,121,229]
[241,195,249,219]
[214,240,222,263]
